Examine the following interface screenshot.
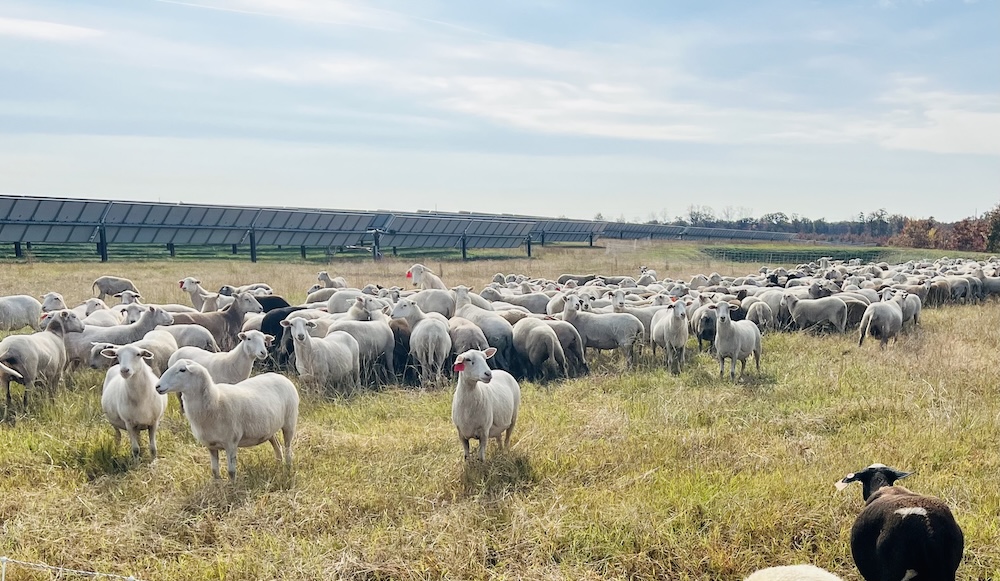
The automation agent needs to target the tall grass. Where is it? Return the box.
[0,244,997,580]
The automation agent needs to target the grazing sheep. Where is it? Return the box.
[155,359,299,480]
[454,286,515,371]
[389,299,452,385]
[0,310,85,409]
[836,464,963,581]
[88,330,179,375]
[64,306,175,369]
[317,271,348,289]
[93,275,140,301]
[99,344,167,458]
[542,319,589,377]
[168,330,273,384]
[448,316,490,356]
[744,565,843,581]
[328,317,395,384]
[650,300,688,374]
[406,264,447,290]
[170,293,263,351]
[280,318,360,390]
[745,301,774,333]
[451,348,521,461]
[512,317,568,381]
[713,301,762,381]
[690,302,719,352]
[0,295,43,331]
[155,324,219,352]
[858,295,903,350]
[781,294,848,333]
[562,294,644,367]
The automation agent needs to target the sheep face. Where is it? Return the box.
[125,304,147,324]
[103,345,154,380]
[89,342,117,369]
[50,310,86,334]
[714,301,735,323]
[280,318,316,342]
[835,463,913,501]
[115,290,142,304]
[454,348,495,383]
[179,277,201,292]
[218,285,237,296]
[389,299,416,320]
[237,331,273,360]
[40,292,67,313]
[84,298,109,315]
[156,359,203,394]
[235,293,264,315]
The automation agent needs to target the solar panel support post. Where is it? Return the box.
[167,243,175,257]
[231,244,238,255]
[13,242,22,258]
[249,230,258,263]
[588,233,594,247]
[460,234,468,261]
[98,226,108,262]
[300,246,307,260]
[371,231,382,262]
[540,232,545,245]
[526,237,532,258]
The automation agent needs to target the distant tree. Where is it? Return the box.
[985,204,1000,253]
[594,212,605,221]
[686,205,715,226]
[758,212,790,231]
[889,217,937,249]
[948,216,988,252]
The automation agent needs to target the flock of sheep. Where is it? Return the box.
[1,254,995,580]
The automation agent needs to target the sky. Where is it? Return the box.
[0,0,997,223]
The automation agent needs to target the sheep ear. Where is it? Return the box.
[100,348,118,359]
[238,332,247,340]
[305,320,317,328]
[264,334,275,345]
[113,293,122,298]
[279,319,292,327]
[483,347,497,359]
[139,349,154,360]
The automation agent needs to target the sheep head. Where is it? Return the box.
[835,463,913,501]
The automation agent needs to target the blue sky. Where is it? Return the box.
[0,0,997,222]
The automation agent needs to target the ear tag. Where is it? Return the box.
[406,271,413,278]
[453,362,465,372]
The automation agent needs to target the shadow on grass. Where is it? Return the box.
[53,436,139,481]
[178,459,296,517]
[458,449,537,502]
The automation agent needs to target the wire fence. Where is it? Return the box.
[0,557,142,581]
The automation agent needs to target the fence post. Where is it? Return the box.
[167,243,175,257]
[231,244,238,255]
[461,234,468,261]
[526,237,532,258]
[300,245,307,260]
[98,226,108,262]
[249,230,257,263]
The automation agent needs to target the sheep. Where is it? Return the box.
[542,319,589,377]
[155,360,299,480]
[690,302,719,352]
[858,295,904,350]
[389,299,452,385]
[168,330,273,384]
[178,276,215,311]
[88,330,179,375]
[448,317,490,356]
[325,289,365,314]
[170,292,263,351]
[70,297,112,319]
[317,271,348,289]
[410,289,455,318]
[64,306,176,369]
[835,463,963,581]
[99,344,167,458]
[0,295,43,331]
[781,294,848,333]
[280,318,360,390]
[743,565,843,581]
[451,348,521,461]
[198,292,235,312]
[561,294,644,367]
[406,263,447,290]
[327,317,395,385]
[93,275,140,301]
[650,300,688,374]
[713,301,762,381]
[217,282,272,296]
[155,324,220,352]
[81,308,124,327]
[40,291,68,313]
[453,286,515,371]
[745,301,774,333]
[0,310,86,409]
[512,317,568,381]
[305,287,339,304]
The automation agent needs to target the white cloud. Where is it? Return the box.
[0,16,103,41]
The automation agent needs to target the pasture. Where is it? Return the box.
[0,243,998,580]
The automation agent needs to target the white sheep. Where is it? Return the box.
[92,275,140,301]
[744,564,843,581]
[560,294,644,368]
[0,309,85,409]
[858,293,904,350]
[0,295,43,331]
[168,330,273,384]
[88,330,179,375]
[280,318,360,390]
[99,344,168,458]
[511,317,568,381]
[650,300,688,374]
[40,291,68,313]
[406,263,447,290]
[780,294,848,333]
[317,271,348,289]
[451,348,521,461]
[389,299,452,385]
[155,324,220,352]
[745,301,774,333]
[713,301,762,381]
[155,359,299,479]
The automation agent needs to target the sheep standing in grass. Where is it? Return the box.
[168,330,273,384]
[745,301,774,333]
[561,294,644,368]
[650,300,688,374]
[781,294,848,333]
[744,564,842,581]
[100,344,167,459]
[0,310,85,409]
[858,293,904,350]
[836,464,963,581]
[88,330,179,375]
[280,317,360,390]
[156,359,299,480]
[0,295,43,331]
[714,301,761,381]
[406,264,447,290]
[451,348,521,462]
[511,317,568,381]
[390,299,452,385]
[93,275,140,301]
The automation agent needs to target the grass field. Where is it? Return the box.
[0,242,998,580]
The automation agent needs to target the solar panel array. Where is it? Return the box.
[0,194,797,261]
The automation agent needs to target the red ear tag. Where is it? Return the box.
[453,362,465,372]
[406,271,412,278]
[178,281,184,288]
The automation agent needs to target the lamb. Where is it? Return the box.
[858,295,904,350]
[743,565,843,581]
[88,330,179,375]
[168,330,273,384]
[169,293,263,351]
[317,271,348,289]
[93,275,140,301]
[406,263,447,290]
[512,317,568,381]
[780,294,848,333]
[0,309,85,409]
[745,301,774,333]
[155,360,299,480]
[561,294,644,367]
[389,299,452,385]
[835,463,963,581]
[280,318,360,390]
[0,295,43,331]
[650,300,688,374]
[64,306,176,369]
[99,344,168,458]
[713,301,762,380]
[451,348,521,461]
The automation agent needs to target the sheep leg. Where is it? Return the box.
[209,448,222,479]
[4,376,11,411]
[281,427,294,466]
[459,436,472,461]
[477,429,488,462]
[225,446,238,480]
[124,421,142,457]
[112,426,122,449]
[148,424,159,459]
[268,436,282,461]
[718,357,725,379]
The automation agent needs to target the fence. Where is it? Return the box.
[0,556,142,581]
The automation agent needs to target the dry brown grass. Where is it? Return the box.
[0,243,998,580]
